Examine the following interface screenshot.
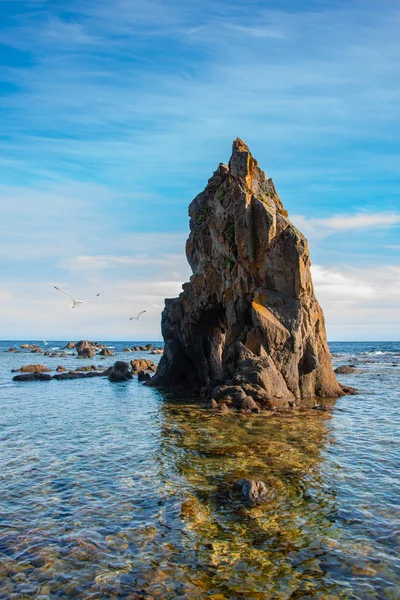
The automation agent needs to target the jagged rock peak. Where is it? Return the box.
[150,139,345,410]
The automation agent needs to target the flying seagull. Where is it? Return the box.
[54,286,100,308]
[130,310,146,321]
[40,337,48,346]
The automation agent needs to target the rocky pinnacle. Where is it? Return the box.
[150,139,345,410]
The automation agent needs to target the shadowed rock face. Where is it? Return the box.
[151,139,344,408]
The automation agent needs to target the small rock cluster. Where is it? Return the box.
[131,359,157,373]
[11,359,158,384]
[125,344,156,352]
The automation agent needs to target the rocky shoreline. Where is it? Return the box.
[12,357,157,383]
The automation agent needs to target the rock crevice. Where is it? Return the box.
[151,139,344,409]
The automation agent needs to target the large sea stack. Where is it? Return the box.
[151,139,344,409]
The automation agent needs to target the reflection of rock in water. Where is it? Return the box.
[154,398,347,598]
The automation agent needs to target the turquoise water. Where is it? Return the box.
[0,341,399,599]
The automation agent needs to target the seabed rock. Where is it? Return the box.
[150,139,347,411]
[236,479,269,506]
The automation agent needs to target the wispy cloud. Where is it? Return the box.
[292,212,400,239]
[311,264,400,340]
[225,24,286,39]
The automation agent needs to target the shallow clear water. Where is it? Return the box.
[0,340,399,599]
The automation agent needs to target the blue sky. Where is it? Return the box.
[1,0,399,340]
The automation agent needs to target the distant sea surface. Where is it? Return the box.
[0,340,399,599]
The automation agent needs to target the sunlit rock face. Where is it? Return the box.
[151,139,344,409]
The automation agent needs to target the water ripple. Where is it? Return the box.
[0,340,399,598]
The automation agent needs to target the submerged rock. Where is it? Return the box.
[150,139,344,409]
[236,479,269,506]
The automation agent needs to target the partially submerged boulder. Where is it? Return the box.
[13,372,52,382]
[150,139,345,409]
[76,340,94,358]
[64,341,75,349]
[12,364,50,373]
[107,361,133,382]
[99,348,113,356]
[131,359,157,373]
[53,371,104,380]
[339,383,358,395]
[138,370,151,382]
[334,365,360,374]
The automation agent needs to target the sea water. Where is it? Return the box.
[0,341,399,599]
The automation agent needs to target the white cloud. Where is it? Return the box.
[225,24,285,39]
[59,253,185,271]
[311,265,374,298]
[292,212,400,239]
[311,264,400,340]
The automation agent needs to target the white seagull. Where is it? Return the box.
[40,337,48,346]
[54,286,100,308]
[130,310,146,321]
